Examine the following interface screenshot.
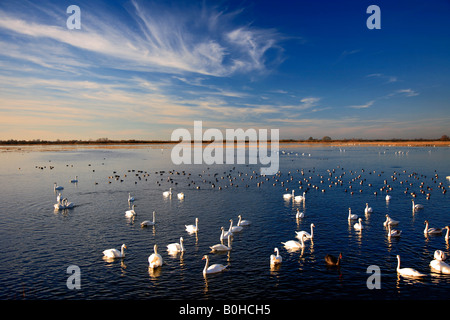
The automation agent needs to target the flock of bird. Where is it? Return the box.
[49,152,450,282]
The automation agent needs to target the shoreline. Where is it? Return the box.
[0,140,449,153]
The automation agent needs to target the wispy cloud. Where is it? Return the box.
[366,73,398,83]
[347,100,375,109]
[0,1,283,77]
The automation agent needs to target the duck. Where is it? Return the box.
[202,255,227,275]
[412,199,423,211]
[354,218,364,230]
[295,223,315,241]
[396,255,425,277]
[148,244,163,268]
[270,248,282,266]
[125,204,136,218]
[103,244,127,259]
[325,252,342,266]
[237,215,251,226]
[348,208,358,220]
[70,176,78,183]
[210,235,232,252]
[140,211,156,227]
[364,203,373,214]
[167,237,185,253]
[185,217,199,233]
[424,220,442,235]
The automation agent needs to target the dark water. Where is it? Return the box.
[0,145,449,300]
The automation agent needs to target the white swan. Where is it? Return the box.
[294,192,305,202]
[210,235,232,252]
[70,176,78,183]
[412,199,423,211]
[202,255,227,275]
[296,223,315,241]
[185,217,199,233]
[445,226,450,241]
[128,193,135,202]
[167,237,185,253]
[56,193,62,203]
[348,208,358,220]
[385,194,391,201]
[383,215,399,227]
[54,182,64,190]
[54,198,74,210]
[125,204,136,218]
[270,248,282,266]
[103,244,127,259]
[220,225,232,241]
[434,250,447,261]
[237,215,251,226]
[296,209,305,219]
[177,192,185,200]
[282,236,305,250]
[364,203,373,214]
[163,187,172,197]
[140,211,156,227]
[230,219,243,233]
[354,218,364,230]
[430,259,450,274]
[148,244,163,268]
[396,255,425,277]
[424,220,442,235]
[387,224,402,238]
[283,190,294,200]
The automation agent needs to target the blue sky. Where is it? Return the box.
[0,0,449,140]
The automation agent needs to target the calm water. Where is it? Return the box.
[0,144,449,300]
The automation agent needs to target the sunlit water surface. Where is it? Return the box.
[0,145,449,300]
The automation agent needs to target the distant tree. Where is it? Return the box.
[307,136,315,141]
[322,136,332,141]
[440,135,450,141]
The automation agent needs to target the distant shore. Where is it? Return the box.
[0,139,449,153]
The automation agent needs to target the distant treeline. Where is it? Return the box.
[0,136,448,145]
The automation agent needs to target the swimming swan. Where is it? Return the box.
[387,224,402,238]
[103,244,127,259]
[167,237,185,253]
[412,199,423,211]
[140,211,156,227]
[202,255,227,275]
[125,204,136,218]
[364,203,373,214]
[396,255,425,277]
[282,236,305,250]
[148,244,163,268]
[424,220,442,235]
[283,190,294,200]
[270,248,282,266]
[354,218,364,230]
[185,217,199,233]
[296,223,315,241]
[230,219,243,233]
[348,208,358,220]
[325,253,342,266]
[237,215,251,226]
[210,235,232,252]
[383,215,399,227]
[163,188,172,197]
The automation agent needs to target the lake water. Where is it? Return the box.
[0,144,449,301]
